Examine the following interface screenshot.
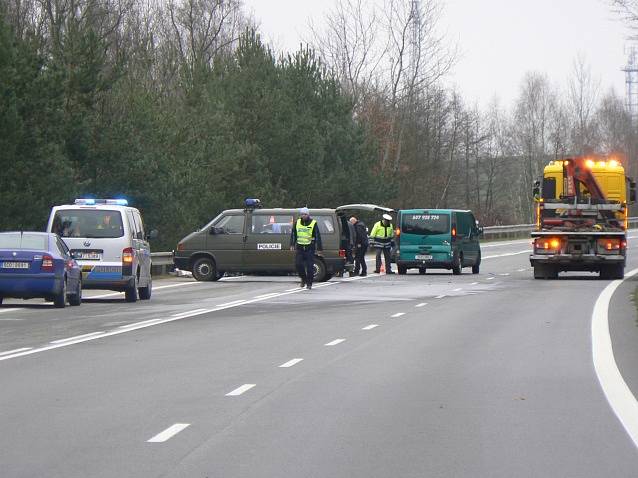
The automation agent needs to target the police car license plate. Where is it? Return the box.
[415,254,432,260]
[2,261,29,269]
[75,252,101,260]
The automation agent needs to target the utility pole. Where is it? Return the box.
[622,43,638,178]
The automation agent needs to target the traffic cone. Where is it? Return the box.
[380,263,385,273]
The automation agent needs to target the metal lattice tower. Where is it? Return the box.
[622,43,638,126]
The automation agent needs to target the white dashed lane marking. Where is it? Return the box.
[362,324,380,330]
[325,339,346,346]
[147,423,190,443]
[279,358,303,368]
[226,384,256,396]
[391,312,406,318]
[435,295,446,299]
[415,303,427,308]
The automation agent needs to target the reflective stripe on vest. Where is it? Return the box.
[296,218,317,246]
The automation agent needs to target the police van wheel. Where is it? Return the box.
[419,267,426,275]
[192,258,216,281]
[139,276,152,300]
[125,278,138,302]
[398,265,407,275]
[313,259,327,282]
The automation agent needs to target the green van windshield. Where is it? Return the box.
[402,213,450,235]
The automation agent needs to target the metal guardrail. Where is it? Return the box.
[149,218,638,275]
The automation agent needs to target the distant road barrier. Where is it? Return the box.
[149,218,638,276]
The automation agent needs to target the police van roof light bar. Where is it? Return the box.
[74,198,129,206]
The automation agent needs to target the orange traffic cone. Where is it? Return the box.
[380,263,385,273]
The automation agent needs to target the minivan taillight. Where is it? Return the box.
[41,255,54,272]
[122,247,134,264]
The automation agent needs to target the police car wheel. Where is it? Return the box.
[54,278,67,308]
[193,257,216,281]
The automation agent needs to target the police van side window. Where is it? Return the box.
[251,215,294,235]
[215,215,244,234]
[127,211,138,239]
[133,211,145,239]
[315,216,335,234]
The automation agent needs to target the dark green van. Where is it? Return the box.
[173,201,392,282]
[395,209,482,275]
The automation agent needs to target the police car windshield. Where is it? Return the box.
[402,214,450,235]
[0,233,48,250]
[52,210,124,239]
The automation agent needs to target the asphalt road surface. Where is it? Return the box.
[1,237,638,477]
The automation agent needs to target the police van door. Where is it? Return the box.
[244,212,295,271]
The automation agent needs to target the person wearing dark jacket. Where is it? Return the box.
[290,207,323,290]
[350,216,369,276]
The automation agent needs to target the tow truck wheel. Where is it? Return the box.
[601,264,624,280]
[533,264,546,279]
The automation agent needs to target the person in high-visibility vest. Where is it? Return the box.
[290,207,323,290]
[369,213,395,274]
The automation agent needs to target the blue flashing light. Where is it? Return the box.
[75,198,96,205]
[74,198,128,206]
[113,199,129,206]
[245,198,262,208]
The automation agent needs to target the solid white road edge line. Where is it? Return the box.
[226,384,256,396]
[279,358,303,368]
[325,339,346,346]
[147,423,190,443]
[592,266,638,449]
[50,332,105,344]
[0,347,32,356]
[0,308,21,314]
[0,280,336,362]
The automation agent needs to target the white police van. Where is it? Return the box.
[47,199,155,302]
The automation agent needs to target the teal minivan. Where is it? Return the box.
[395,209,482,275]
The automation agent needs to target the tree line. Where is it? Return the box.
[0,0,635,250]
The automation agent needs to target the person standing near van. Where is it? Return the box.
[349,216,369,276]
[290,207,323,290]
[370,213,395,274]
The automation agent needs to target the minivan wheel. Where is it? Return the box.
[452,253,462,275]
[313,259,327,282]
[192,257,216,281]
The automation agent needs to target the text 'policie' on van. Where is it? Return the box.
[395,209,483,275]
[47,198,157,302]
[173,200,393,282]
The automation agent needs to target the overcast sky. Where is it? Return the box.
[242,0,633,108]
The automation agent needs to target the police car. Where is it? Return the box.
[47,199,156,302]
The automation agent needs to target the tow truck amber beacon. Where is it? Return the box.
[530,156,636,279]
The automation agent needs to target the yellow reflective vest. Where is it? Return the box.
[296,218,317,246]
[370,221,394,246]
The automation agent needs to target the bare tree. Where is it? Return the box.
[568,55,600,154]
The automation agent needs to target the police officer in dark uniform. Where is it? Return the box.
[290,207,323,290]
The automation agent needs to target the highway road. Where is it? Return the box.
[1,238,638,477]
